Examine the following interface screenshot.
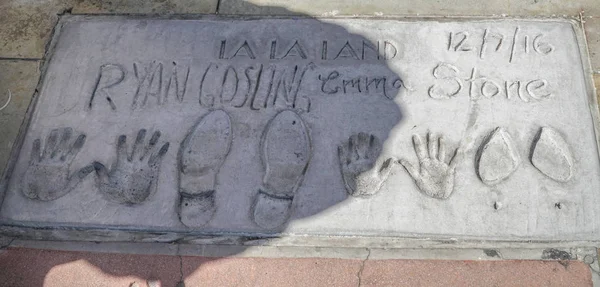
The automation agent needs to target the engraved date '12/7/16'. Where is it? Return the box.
[447,28,554,63]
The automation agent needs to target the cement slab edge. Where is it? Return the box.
[576,13,600,172]
[58,13,585,24]
[0,237,595,261]
[66,10,587,20]
[1,222,600,249]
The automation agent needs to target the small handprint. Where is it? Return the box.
[338,133,394,197]
[399,133,459,199]
[93,129,169,204]
[22,127,93,201]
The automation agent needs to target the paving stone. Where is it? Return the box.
[1,16,599,245]
[182,256,362,286]
[595,74,600,114]
[0,248,181,287]
[218,0,600,17]
[360,259,592,287]
[0,60,40,178]
[71,0,218,14]
[0,0,218,59]
[0,1,68,59]
[586,17,600,72]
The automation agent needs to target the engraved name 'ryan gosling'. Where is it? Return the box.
[88,39,404,114]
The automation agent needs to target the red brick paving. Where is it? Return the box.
[0,247,593,287]
[182,256,361,286]
[360,259,592,287]
[0,248,181,287]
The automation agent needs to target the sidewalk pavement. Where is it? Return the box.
[0,247,593,287]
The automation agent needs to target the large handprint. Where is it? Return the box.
[22,128,93,201]
[399,133,459,199]
[338,133,394,197]
[93,129,169,204]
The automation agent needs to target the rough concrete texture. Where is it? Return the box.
[71,0,217,15]
[596,74,600,109]
[218,0,600,17]
[0,0,66,59]
[1,17,598,243]
[0,247,593,287]
[0,0,599,66]
[0,0,217,59]
[359,259,592,287]
[586,16,600,72]
[0,60,40,177]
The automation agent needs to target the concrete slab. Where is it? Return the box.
[71,0,218,15]
[218,0,600,17]
[1,16,599,246]
[0,60,41,177]
[0,1,66,59]
[596,74,600,118]
[0,0,218,59]
[586,17,600,72]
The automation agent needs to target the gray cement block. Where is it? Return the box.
[1,16,599,245]
[585,16,600,72]
[0,1,64,58]
[218,0,600,17]
[71,0,218,14]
